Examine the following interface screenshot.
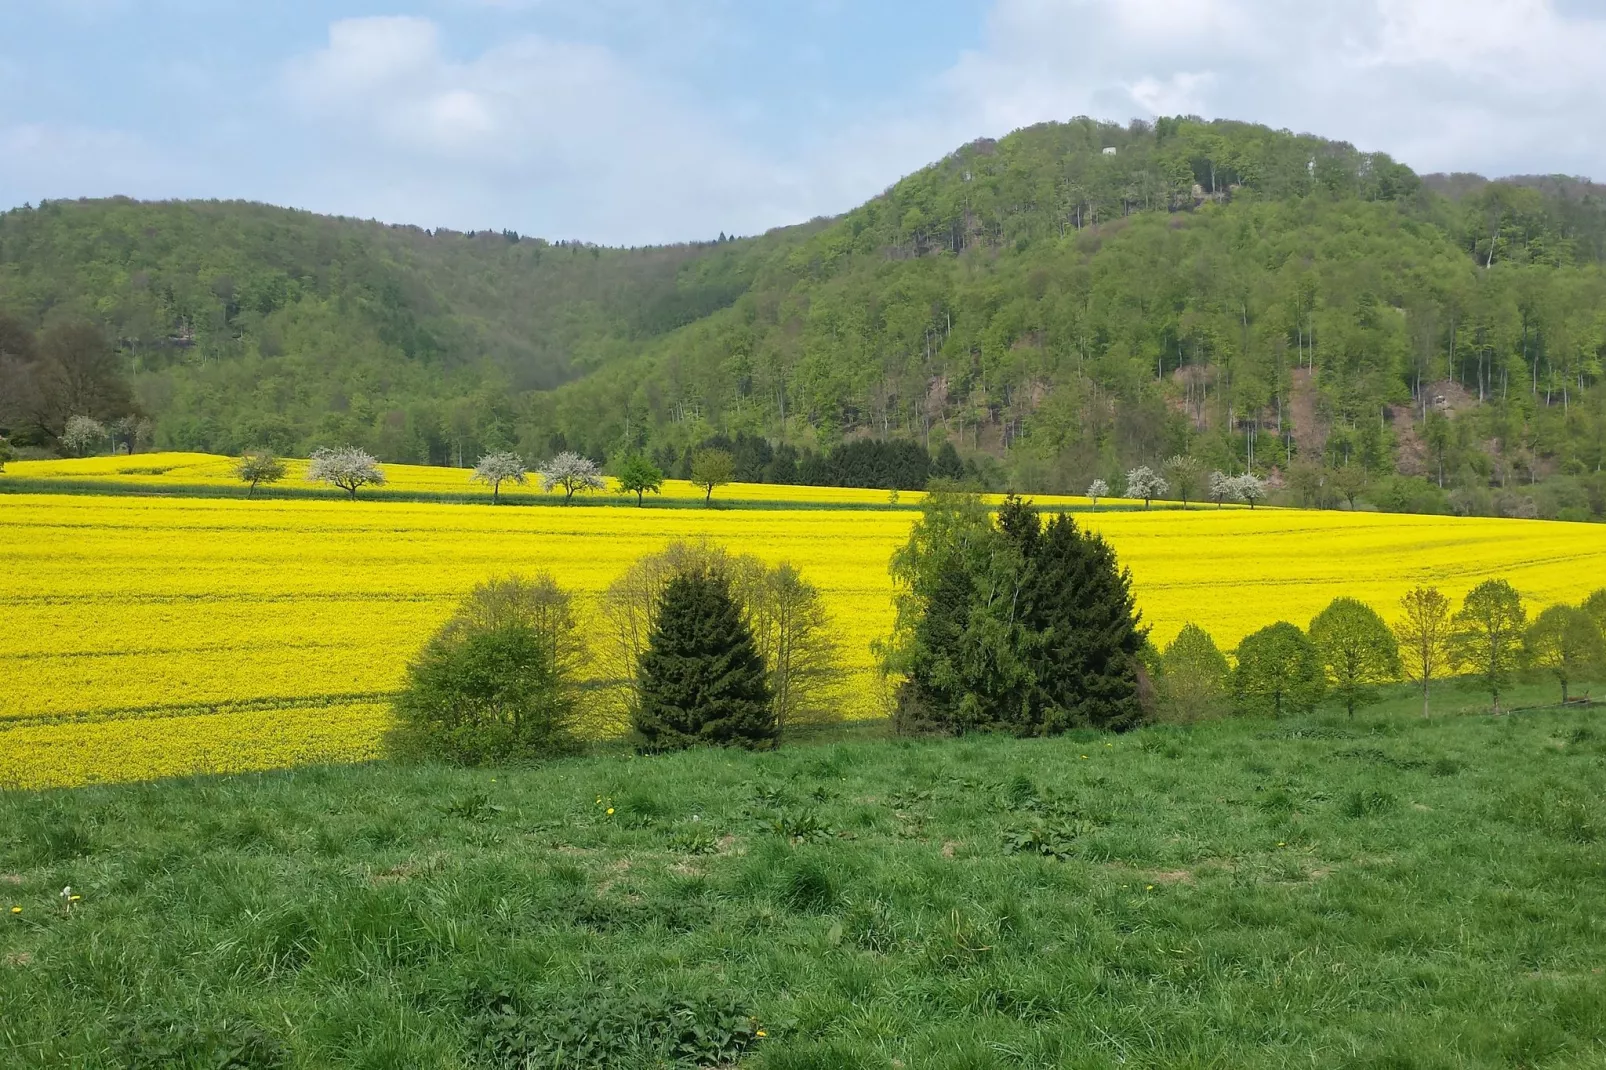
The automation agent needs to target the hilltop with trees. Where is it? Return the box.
[2,116,1604,519]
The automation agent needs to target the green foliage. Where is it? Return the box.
[391,575,584,764]
[614,453,665,505]
[232,451,286,495]
[0,435,11,471]
[889,494,1146,735]
[1309,597,1402,717]
[634,570,775,750]
[1159,623,1231,722]
[1452,579,1527,713]
[465,989,760,1069]
[690,448,735,505]
[6,704,1606,1065]
[6,120,1606,519]
[1233,622,1327,717]
[1583,588,1606,637]
[1395,586,1454,718]
[1524,604,1606,704]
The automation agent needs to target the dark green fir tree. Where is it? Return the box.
[634,570,775,750]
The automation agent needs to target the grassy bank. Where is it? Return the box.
[3,694,1604,1068]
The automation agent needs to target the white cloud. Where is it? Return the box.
[281,15,807,242]
[933,0,1606,180]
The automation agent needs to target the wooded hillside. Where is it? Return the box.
[2,117,1603,519]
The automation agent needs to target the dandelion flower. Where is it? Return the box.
[606,808,615,815]
[757,1030,767,1038]
[1146,885,1154,891]
[9,907,19,915]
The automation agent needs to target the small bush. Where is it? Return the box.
[390,575,584,765]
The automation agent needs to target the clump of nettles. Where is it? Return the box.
[390,574,585,765]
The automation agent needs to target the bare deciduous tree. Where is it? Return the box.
[307,446,385,499]
[1163,455,1203,508]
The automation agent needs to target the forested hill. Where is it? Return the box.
[3,117,1605,520]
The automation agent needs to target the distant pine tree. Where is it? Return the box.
[634,570,775,750]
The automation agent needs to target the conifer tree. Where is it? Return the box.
[1022,512,1148,732]
[634,570,775,750]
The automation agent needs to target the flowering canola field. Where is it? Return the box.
[2,488,1602,789]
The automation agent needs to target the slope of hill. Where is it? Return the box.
[2,117,1603,520]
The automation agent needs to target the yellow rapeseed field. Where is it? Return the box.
[2,472,1602,789]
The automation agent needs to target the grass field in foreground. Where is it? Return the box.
[2,697,1604,1068]
[3,492,1604,789]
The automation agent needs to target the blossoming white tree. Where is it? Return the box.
[60,414,106,457]
[307,446,386,499]
[471,451,528,503]
[1086,478,1109,508]
[539,451,605,503]
[1232,472,1267,509]
[1124,465,1168,509]
[1208,470,1239,507]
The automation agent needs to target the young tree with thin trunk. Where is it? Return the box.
[233,451,287,497]
[1394,586,1452,718]
[1086,478,1109,508]
[1163,455,1203,508]
[307,446,385,499]
[691,448,735,506]
[538,451,604,503]
[1451,579,1526,714]
[749,562,842,738]
[1309,597,1401,717]
[1330,464,1369,510]
[472,451,527,503]
[615,454,665,506]
[1207,470,1237,507]
[1524,605,1606,705]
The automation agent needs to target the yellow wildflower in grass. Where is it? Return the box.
[0,482,1601,789]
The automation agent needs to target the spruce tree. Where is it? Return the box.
[1022,513,1148,732]
[634,570,775,750]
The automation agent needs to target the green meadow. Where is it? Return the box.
[3,681,1603,1069]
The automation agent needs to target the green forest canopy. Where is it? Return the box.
[2,116,1603,519]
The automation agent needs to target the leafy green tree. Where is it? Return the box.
[749,562,842,738]
[1309,597,1401,717]
[1159,623,1231,722]
[390,575,584,764]
[1394,586,1453,718]
[1232,622,1326,717]
[1524,605,1606,704]
[233,451,286,497]
[615,454,665,506]
[1583,588,1606,637]
[471,451,527,503]
[1163,455,1203,508]
[633,569,775,750]
[691,448,735,505]
[1330,465,1370,510]
[1451,579,1527,714]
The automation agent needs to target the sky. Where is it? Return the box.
[3,0,1605,246]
